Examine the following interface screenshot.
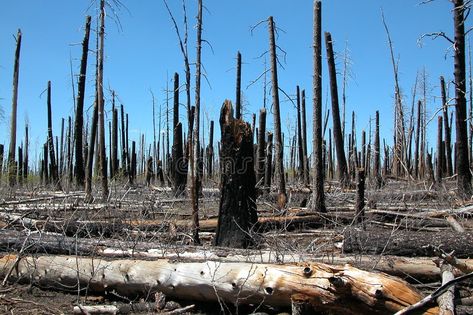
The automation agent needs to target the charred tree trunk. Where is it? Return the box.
[215,100,258,248]
[235,51,242,120]
[440,76,453,177]
[256,108,267,187]
[0,145,4,179]
[414,100,421,179]
[85,100,98,202]
[437,116,444,184]
[373,111,382,188]
[301,89,310,185]
[311,1,326,213]
[17,146,23,185]
[453,0,472,197]
[296,86,304,180]
[74,16,91,187]
[23,124,28,180]
[43,143,49,185]
[325,32,348,186]
[130,141,136,185]
[355,169,365,224]
[264,132,273,193]
[120,104,127,175]
[207,120,214,179]
[191,0,203,245]
[111,93,118,179]
[97,0,108,201]
[8,29,21,187]
[268,16,287,206]
[172,123,185,196]
[46,81,59,187]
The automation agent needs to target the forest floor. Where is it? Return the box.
[0,178,471,314]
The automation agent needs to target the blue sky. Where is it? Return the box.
[0,0,463,162]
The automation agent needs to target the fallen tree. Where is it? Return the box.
[343,227,473,257]
[0,254,437,314]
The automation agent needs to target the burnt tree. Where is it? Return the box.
[214,100,258,249]
[235,51,242,120]
[440,76,453,177]
[256,108,267,187]
[453,0,472,197]
[325,32,348,186]
[301,89,310,185]
[311,1,326,212]
[8,29,21,187]
[268,16,287,206]
[46,81,59,187]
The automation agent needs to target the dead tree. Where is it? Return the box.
[97,0,108,200]
[268,16,286,206]
[191,0,203,245]
[325,31,348,186]
[453,0,472,197]
[207,120,214,179]
[8,29,22,187]
[0,145,3,179]
[414,100,422,179]
[17,146,23,185]
[74,16,91,187]
[46,81,59,187]
[111,92,118,179]
[355,168,365,224]
[301,89,310,185]
[373,111,382,188]
[296,86,304,180]
[23,124,28,180]
[215,100,258,248]
[311,1,326,212]
[437,116,444,184]
[235,51,242,120]
[440,76,453,177]
[264,132,274,193]
[256,108,267,187]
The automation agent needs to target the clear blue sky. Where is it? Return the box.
[0,0,463,163]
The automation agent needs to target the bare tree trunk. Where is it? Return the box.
[97,0,108,201]
[414,100,421,179]
[207,120,214,179]
[235,51,242,120]
[17,146,23,185]
[8,29,22,187]
[74,16,91,187]
[311,1,326,213]
[85,101,98,201]
[264,132,273,193]
[120,104,127,175]
[355,168,365,224]
[453,0,472,197]
[0,145,4,179]
[59,118,64,177]
[23,124,28,180]
[215,100,257,248]
[325,32,348,186]
[256,108,267,187]
[373,111,382,188]
[296,86,304,180]
[268,16,287,206]
[43,143,49,185]
[437,116,443,184]
[301,89,310,185]
[46,81,59,187]
[439,76,453,177]
[191,0,203,245]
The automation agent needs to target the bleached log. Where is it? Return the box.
[0,254,437,314]
[437,263,455,315]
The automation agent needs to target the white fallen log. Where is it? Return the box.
[0,254,437,314]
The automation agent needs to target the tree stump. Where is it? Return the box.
[214,100,258,248]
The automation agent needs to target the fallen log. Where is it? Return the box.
[343,228,473,257]
[0,254,437,314]
[2,229,473,282]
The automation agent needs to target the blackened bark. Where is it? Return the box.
[440,76,453,177]
[0,145,4,179]
[74,16,91,187]
[215,100,258,248]
[8,29,21,187]
[17,146,23,185]
[373,111,382,188]
[437,116,444,184]
[325,32,348,186]
[235,51,242,120]
[24,124,28,180]
[85,100,98,201]
[130,141,136,185]
[264,132,273,193]
[301,89,310,185]
[311,1,326,212]
[172,122,185,196]
[355,169,365,224]
[453,0,472,197]
[47,81,59,187]
[256,108,267,186]
[120,104,127,175]
[207,120,214,179]
[268,16,287,205]
[296,86,304,179]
